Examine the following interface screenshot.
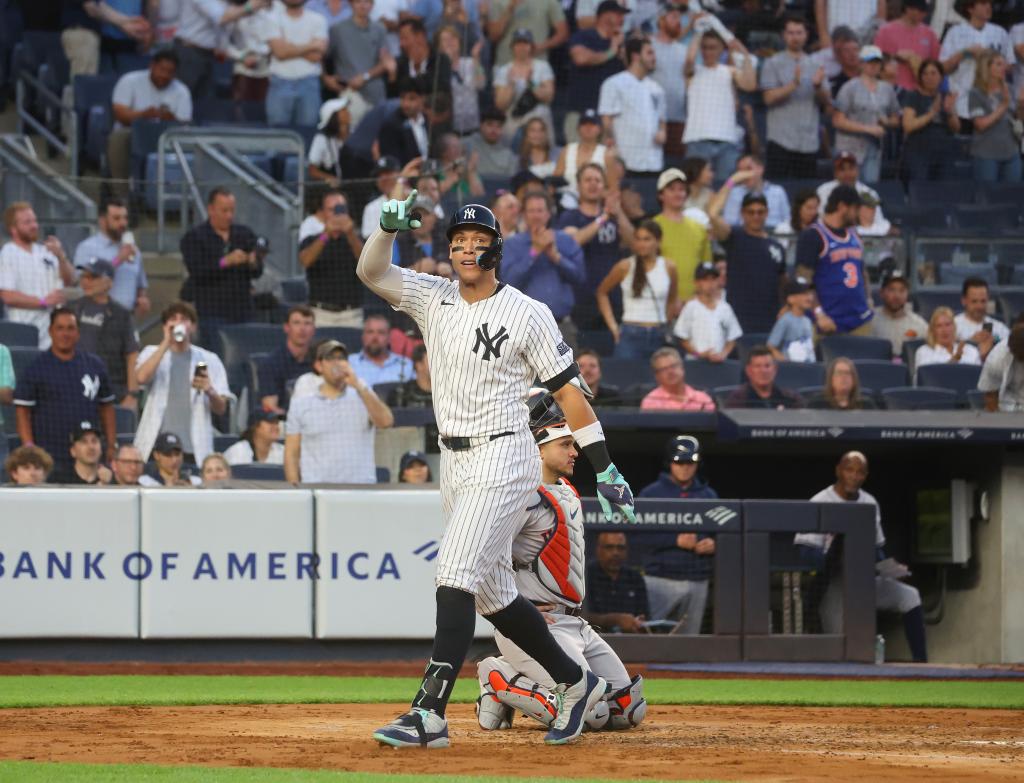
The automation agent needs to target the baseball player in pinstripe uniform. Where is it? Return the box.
[475,388,647,734]
[357,192,637,748]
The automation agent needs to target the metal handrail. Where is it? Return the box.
[15,70,78,175]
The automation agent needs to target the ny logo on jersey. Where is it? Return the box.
[463,207,476,220]
[81,374,101,400]
[472,322,509,361]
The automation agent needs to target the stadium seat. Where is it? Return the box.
[114,406,137,435]
[912,288,962,321]
[376,466,391,483]
[797,385,823,399]
[952,204,1019,233]
[0,320,39,347]
[144,152,194,212]
[712,385,742,408]
[248,353,270,411]
[734,332,769,362]
[8,346,39,378]
[978,182,1024,206]
[231,463,286,481]
[999,290,1024,323]
[881,386,958,410]
[915,363,982,403]
[874,180,906,209]
[683,358,742,391]
[316,326,363,349]
[218,324,285,396]
[967,389,987,411]
[214,435,238,453]
[281,276,309,305]
[597,358,655,389]
[938,263,998,287]
[622,176,659,215]
[1,405,15,434]
[910,180,975,207]
[852,360,909,392]
[622,382,656,405]
[577,329,615,357]
[72,74,117,166]
[820,335,893,363]
[777,179,821,203]
[373,382,400,402]
[774,361,825,390]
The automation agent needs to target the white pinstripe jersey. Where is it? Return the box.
[395,267,574,438]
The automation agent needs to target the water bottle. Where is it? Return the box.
[874,634,885,665]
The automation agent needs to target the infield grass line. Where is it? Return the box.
[0,762,722,783]
[0,676,1021,709]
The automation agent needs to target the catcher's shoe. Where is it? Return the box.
[373,707,450,748]
[544,670,606,745]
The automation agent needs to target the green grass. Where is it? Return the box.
[0,675,1021,710]
[0,763,722,783]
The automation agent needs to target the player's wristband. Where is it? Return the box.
[575,420,611,474]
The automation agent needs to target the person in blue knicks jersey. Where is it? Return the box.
[796,185,873,337]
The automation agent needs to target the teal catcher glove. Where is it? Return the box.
[595,463,636,523]
[379,189,423,232]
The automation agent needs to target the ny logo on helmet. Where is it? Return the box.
[463,207,476,220]
[472,322,509,361]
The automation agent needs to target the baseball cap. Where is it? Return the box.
[316,339,349,361]
[511,28,534,44]
[76,257,116,278]
[579,108,601,126]
[903,0,928,9]
[70,420,100,444]
[597,0,630,15]
[399,450,429,473]
[665,434,700,464]
[860,45,883,62]
[248,409,280,426]
[783,276,812,297]
[481,106,507,124]
[153,432,184,454]
[374,155,402,175]
[859,192,880,208]
[659,0,685,11]
[510,169,543,194]
[694,261,719,280]
[881,268,910,289]
[656,167,686,192]
[317,95,351,130]
[741,192,768,209]
[833,150,858,168]
[827,184,863,209]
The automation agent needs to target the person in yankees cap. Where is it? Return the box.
[357,193,637,748]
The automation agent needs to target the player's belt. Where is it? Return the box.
[531,601,582,617]
[440,431,513,451]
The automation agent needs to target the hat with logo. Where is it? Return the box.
[70,420,100,444]
[694,261,720,280]
[783,276,812,297]
[881,268,910,289]
[579,108,601,126]
[860,45,883,62]
[656,167,686,192]
[315,339,349,361]
[511,28,534,44]
[76,257,116,278]
[665,434,701,464]
[153,432,184,454]
[833,150,858,167]
[373,155,402,175]
[400,450,429,473]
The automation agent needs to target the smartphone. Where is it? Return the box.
[983,322,993,333]
[333,203,348,215]
[195,361,208,377]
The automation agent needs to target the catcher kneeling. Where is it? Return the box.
[476,388,647,733]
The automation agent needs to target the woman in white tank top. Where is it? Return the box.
[596,220,679,360]
[553,112,615,209]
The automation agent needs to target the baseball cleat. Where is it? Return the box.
[373,707,450,748]
[544,670,606,745]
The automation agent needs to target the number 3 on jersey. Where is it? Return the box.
[842,261,859,289]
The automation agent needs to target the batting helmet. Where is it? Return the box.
[447,204,503,270]
[665,434,700,464]
[527,387,572,446]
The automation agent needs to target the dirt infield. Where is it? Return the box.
[1,702,1022,782]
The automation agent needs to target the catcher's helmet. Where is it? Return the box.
[665,434,701,464]
[447,204,503,270]
[527,387,572,446]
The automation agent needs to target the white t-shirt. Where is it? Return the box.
[598,71,666,172]
[287,387,376,483]
[939,21,1015,118]
[795,484,885,552]
[673,297,743,355]
[299,213,325,242]
[267,5,328,80]
[683,63,738,144]
[111,70,193,130]
[223,439,286,465]
[954,312,1009,344]
[290,371,322,402]
[139,473,202,487]
[308,133,345,174]
[0,241,63,349]
[978,340,1024,412]
[915,341,981,369]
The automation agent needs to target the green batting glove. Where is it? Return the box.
[379,189,423,232]
[595,463,637,523]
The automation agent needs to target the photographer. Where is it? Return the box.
[298,190,364,327]
[134,301,234,464]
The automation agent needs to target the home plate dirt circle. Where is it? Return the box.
[1,703,1022,781]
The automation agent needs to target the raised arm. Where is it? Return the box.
[356,192,422,306]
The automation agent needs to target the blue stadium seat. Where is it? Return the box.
[734,332,769,362]
[938,263,997,287]
[1,406,16,434]
[902,338,925,371]
[599,358,656,389]
[131,120,181,182]
[218,324,286,396]
[248,352,270,410]
[316,326,363,349]
[683,358,742,391]
[144,152,194,212]
[373,381,400,402]
[8,346,39,377]
[231,463,286,481]
[577,329,615,357]
[72,74,117,166]
[874,179,906,209]
[622,382,656,405]
[712,385,742,408]
[797,385,823,399]
[967,389,987,411]
[243,153,275,176]
[777,179,822,204]
[214,435,238,453]
[978,182,1024,206]
[915,363,982,403]
[281,154,300,187]
[774,361,824,390]
[376,466,391,483]
[820,335,893,362]
[115,405,137,435]
[0,320,39,347]
[912,288,962,321]
[281,276,309,305]
[853,360,908,392]
[952,204,1019,233]
[910,180,975,207]
[881,386,958,410]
